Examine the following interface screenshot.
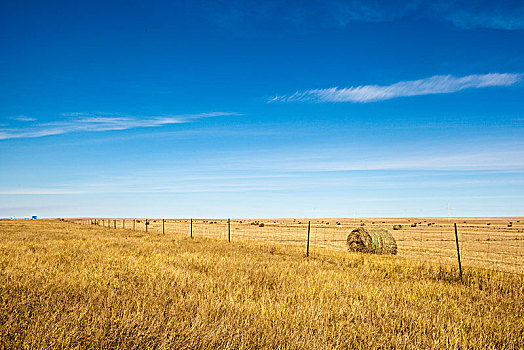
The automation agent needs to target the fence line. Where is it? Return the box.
[66,217,524,276]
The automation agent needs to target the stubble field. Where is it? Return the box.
[1,219,523,349]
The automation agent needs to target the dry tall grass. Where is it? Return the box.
[124,217,524,273]
[1,220,523,349]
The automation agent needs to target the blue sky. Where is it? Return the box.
[1,0,523,218]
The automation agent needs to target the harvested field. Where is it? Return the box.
[0,219,523,349]
[89,217,524,274]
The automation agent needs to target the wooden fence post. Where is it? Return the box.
[228,218,231,242]
[306,221,311,257]
[145,219,148,232]
[133,219,135,230]
[123,219,125,229]
[162,219,165,235]
[114,220,116,229]
[190,218,193,238]
[454,223,463,281]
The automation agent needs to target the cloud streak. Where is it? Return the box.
[269,73,522,103]
[0,112,240,140]
[434,1,524,30]
[202,1,524,31]
[331,1,524,30]
[9,115,37,122]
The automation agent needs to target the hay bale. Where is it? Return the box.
[346,227,397,255]
[393,224,402,230]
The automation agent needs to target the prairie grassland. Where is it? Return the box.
[101,217,524,273]
[1,220,523,349]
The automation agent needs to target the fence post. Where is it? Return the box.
[162,219,165,235]
[145,219,148,232]
[133,219,135,230]
[454,223,463,281]
[123,219,125,229]
[306,221,311,257]
[114,220,116,229]
[228,218,231,243]
[190,218,193,238]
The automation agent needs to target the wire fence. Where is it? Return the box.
[68,217,524,275]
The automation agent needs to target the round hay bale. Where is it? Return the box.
[346,227,397,255]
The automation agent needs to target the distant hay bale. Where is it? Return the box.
[346,227,397,255]
[392,224,402,230]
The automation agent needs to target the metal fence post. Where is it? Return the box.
[228,218,231,243]
[306,221,311,257]
[190,218,193,238]
[454,223,463,281]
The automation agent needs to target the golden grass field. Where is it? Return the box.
[1,219,523,349]
[93,217,524,273]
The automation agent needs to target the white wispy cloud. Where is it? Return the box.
[434,2,524,30]
[9,115,37,122]
[332,1,524,30]
[269,73,522,103]
[446,12,524,30]
[203,1,524,31]
[0,112,240,140]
